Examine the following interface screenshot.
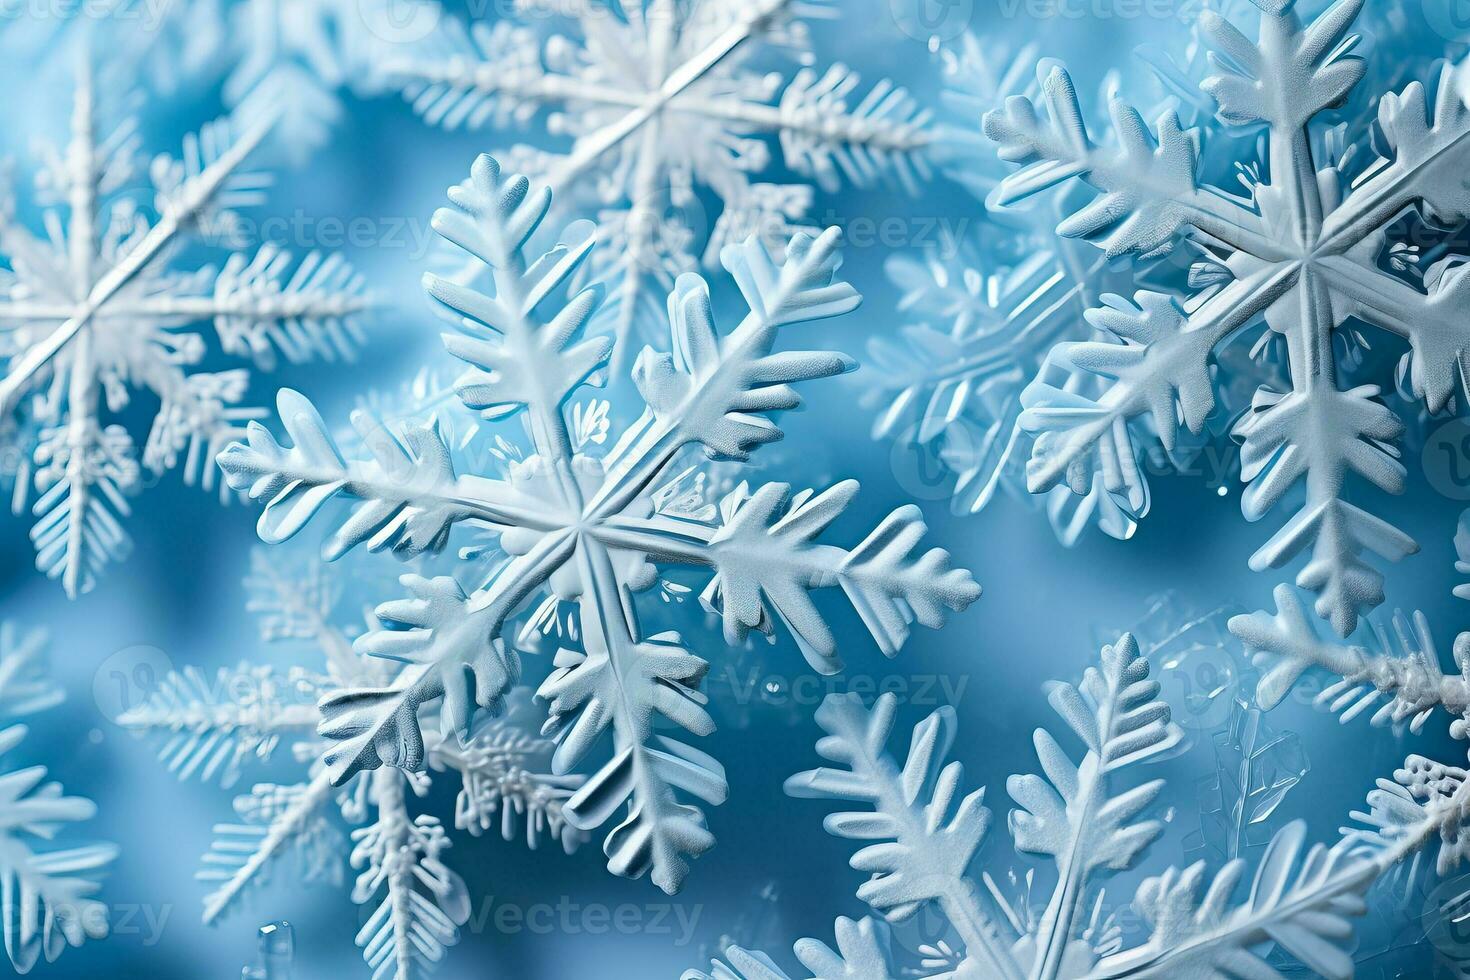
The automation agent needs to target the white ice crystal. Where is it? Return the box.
[389,0,931,359]
[0,67,369,596]
[687,631,1469,980]
[121,548,582,980]
[982,0,1470,635]
[0,620,115,973]
[240,920,294,980]
[216,154,980,894]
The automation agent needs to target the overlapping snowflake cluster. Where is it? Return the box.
[389,0,931,357]
[0,0,1466,977]
[688,629,1468,980]
[122,547,584,977]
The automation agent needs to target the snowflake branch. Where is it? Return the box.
[1231,584,1470,734]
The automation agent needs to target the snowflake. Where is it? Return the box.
[863,228,1163,544]
[0,65,369,596]
[686,630,1468,980]
[216,154,980,894]
[869,32,1199,544]
[0,620,115,974]
[982,0,1470,636]
[121,547,583,979]
[388,0,930,361]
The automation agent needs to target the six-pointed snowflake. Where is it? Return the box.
[984,0,1470,636]
[217,154,981,893]
[388,0,931,360]
[0,67,369,595]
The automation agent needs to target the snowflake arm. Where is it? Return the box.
[1085,822,1376,979]
[1233,584,1470,736]
[0,725,117,973]
[391,0,927,360]
[350,769,470,980]
[119,663,325,787]
[0,624,113,973]
[199,771,343,924]
[783,692,1017,979]
[983,64,1272,261]
[1006,634,1183,978]
[1091,752,1470,980]
[0,625,63,719]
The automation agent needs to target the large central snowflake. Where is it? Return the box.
[218,155,979,893]
[392,0,929,359]
[983,0,1470,635]
[0,67,369,595]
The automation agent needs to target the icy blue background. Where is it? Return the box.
[0,0,1467,976]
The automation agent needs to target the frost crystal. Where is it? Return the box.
[121,548,583,979]
[217,155,980,894]
[241,920,294,980]
[0,620,115,973]
[687,632,1468,980]
[0,68,369,595]
[390,0,930,357]
[983,0,1470,634]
